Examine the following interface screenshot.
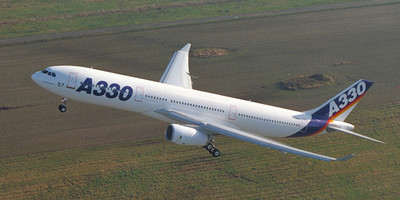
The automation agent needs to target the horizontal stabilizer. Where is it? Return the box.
[327,126,385,144]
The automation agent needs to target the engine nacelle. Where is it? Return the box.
[165,124,209,146]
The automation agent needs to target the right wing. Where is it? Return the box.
[159,43,192,89]
[155,109,354,162]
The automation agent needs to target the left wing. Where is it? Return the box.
[155,109,354,162]
[159,43,192,89]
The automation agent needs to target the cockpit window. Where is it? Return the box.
[41,70,56,77]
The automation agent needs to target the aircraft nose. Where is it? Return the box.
[31,71,41,84]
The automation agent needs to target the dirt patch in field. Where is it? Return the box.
[191,48,230,58]
[278,73,335,90]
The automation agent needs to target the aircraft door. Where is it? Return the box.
[135,87,144,102]
[228,105,237,120]
[66,72,78,89]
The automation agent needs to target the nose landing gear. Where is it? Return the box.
[58,97,67,112]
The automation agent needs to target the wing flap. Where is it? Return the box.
[159,43,192,89]
[155,109,353,162]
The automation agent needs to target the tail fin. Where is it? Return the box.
[305,79,373,121]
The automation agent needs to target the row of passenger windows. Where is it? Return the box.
[238,113,301,127]
[145,94,167,101]
[170,100,225,113]
[144,94,225,113]
[41,70,56,77]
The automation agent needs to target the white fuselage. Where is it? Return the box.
[32,65,313,138]
[31,61,380,162]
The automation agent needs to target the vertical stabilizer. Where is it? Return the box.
[304,79,373,121]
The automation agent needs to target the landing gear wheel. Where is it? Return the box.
[205,143,213,151]
[212,149,220,157]
[58,105,67,112]
[204,141,220,157]
[58,97,67,113]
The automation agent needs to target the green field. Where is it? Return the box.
[1,102,399,199]
[1,1,400,199]
[0,0,387,40]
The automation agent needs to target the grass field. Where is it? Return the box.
[1,2,400,199]
[0,0,385,39]
[1,102,399,199]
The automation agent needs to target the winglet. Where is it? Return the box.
[335,154,354,162]
[180,43,191,52]
[159,43,193,89]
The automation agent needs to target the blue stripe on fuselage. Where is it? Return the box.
[288,118,328,138]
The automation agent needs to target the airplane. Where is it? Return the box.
[31,43,384,162]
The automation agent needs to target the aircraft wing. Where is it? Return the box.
[159,43,193,89]
[155,109,354,162]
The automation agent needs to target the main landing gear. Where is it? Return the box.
[58,97,67,112]
[204,141,220,157]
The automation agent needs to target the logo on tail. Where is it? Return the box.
[306,79,373,121]
[328,80,367,117]
[290,79,378,140]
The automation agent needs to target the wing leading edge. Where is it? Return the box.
[155,109,354,162]
[159,43,192,89]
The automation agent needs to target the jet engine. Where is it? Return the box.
[165,124,209,146]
